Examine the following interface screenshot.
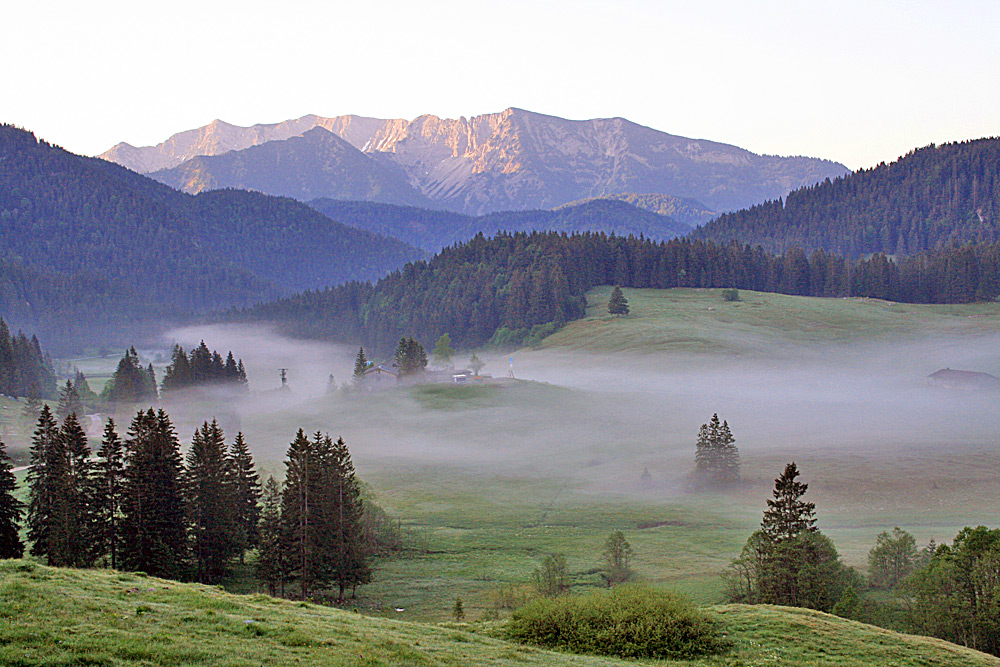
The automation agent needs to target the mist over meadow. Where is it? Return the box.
[161,323,1000,515]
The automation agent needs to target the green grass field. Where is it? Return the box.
[2,561,997,667]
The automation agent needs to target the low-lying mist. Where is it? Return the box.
[160,324,1000,510]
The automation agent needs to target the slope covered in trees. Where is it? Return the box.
[307,197,691,252]
[692,138,1000,256]
[0,318,57,399]
[234,231,1000,354]
[0,125,424,348]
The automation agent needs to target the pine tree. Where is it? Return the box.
[103,348,157,404]
[761,462,816,542]
[0,436,25,558]
[607,285,630,316]
[256,476,286,596]
[73,370,97,411]
[93,418,125,568]
[184,420,238,583]
[353,347,369,384]
[229,432,261,563]
[161,345,191,393]
[395,338,427,376]
[120,409,188,578]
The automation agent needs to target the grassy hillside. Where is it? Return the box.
[538,286,1000,355]
[2,561,997,667]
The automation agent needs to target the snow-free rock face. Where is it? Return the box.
[101,108,848,215]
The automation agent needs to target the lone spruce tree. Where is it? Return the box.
[607,285,629,316]
[353,347,369,384]
[0,436,24,558]
[761,462,816,542]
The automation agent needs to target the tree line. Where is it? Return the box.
[0,318,56,399]
[235,231,1000,355]
[161,342,248,394]
[0,404,375,601]
[693,137,1000,257]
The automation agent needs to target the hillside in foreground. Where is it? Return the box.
[1,561,996,667]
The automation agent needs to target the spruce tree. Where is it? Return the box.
[694,414,740,487]
[281,428,324,599]
[0,436,24,559]
[353,347,368,383]
[57,413,96,567]
[56,380,83,421]
[432,333,454,368]
[326,435,370,600]
[93,418,125,568]
[26,405,60,562]
[184,420,238,583]
[228,432,261,563]
[120,409,188,578]
[256,476,286,596]
[607,285,630,316]
[761,462,816,542]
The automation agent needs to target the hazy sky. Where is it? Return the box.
[4,0,997,169]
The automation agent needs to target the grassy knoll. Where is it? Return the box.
[2,561,998,667]
[538,286,1000,354]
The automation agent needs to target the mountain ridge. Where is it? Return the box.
[101,108,849,215]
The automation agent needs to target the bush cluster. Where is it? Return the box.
[506,585,725,659]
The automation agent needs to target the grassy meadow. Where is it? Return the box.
[6,287,999,637]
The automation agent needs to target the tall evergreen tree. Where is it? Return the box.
[326,435,370,599]
[26,405,60,562]
[0,436,24,559]
[56,413,96,567]
[256,476,286,596]
[56,379,83,421]
[184,420,238,583]
[120,409,187,578]
[394,337,427,376]
[281,428,324,598]
[432,333,454,368]
[93,418,125,569]
[228,431,261,563]
[102,348,157,404]
[353,347,369,383]
[761,462,816,542]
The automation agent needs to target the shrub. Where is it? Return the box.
[507,585,725,659]
[721,288,741,302]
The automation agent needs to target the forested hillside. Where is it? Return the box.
[0,125,423,347]
[234,232,1000,353]
[692,138,1000,256]
[308,198,691,251]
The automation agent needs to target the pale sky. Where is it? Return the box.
[3,0,998,170]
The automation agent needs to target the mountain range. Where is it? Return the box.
[101,108,849,215]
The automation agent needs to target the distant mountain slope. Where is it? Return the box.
[692,138,1000,256]
[152,127,431,206]
[556,193,716,227]
[102,109,848,215]
[0,125,423,348]
[308,197,691,251]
